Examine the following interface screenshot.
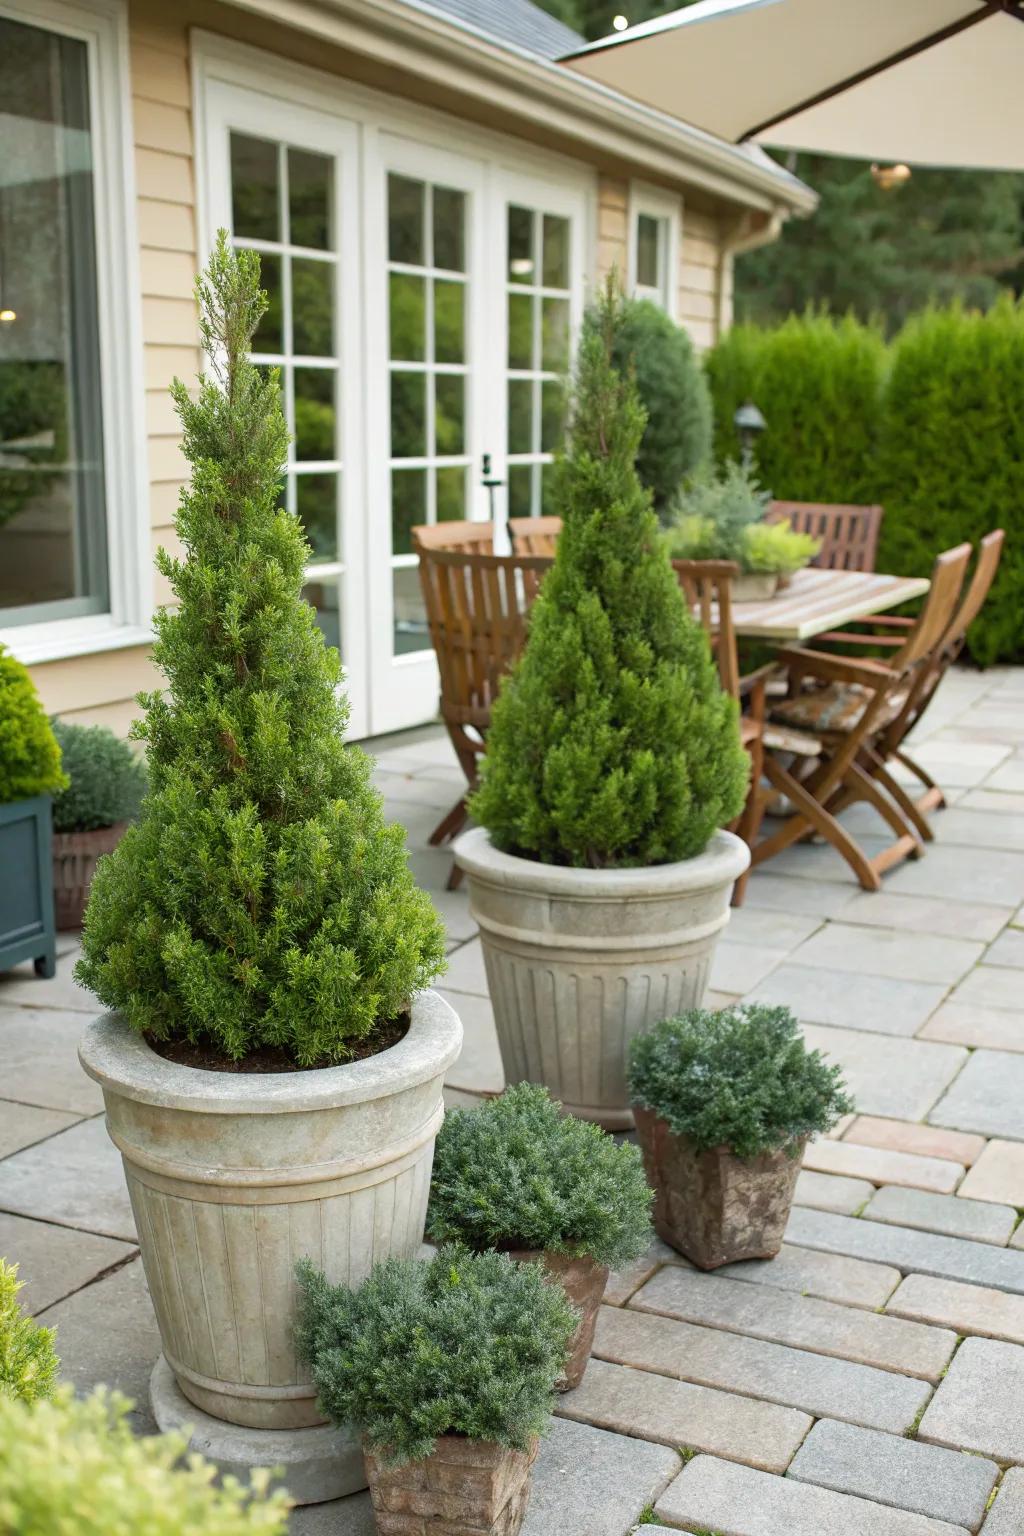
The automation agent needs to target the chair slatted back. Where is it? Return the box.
[412,520,496,556]
[768,501,884,573]
[891,543,972,672]
[946,529,1005,654]
[508,516,562,558]
[672,559,741,699]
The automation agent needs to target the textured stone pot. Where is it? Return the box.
[634,1107,805,1269]
[505,1250,608,1391]
[364,1433,538,1535]
[453,828,749,1128]
[79,993,462,1431]
[52,822,125,930]
[732,571,779,602]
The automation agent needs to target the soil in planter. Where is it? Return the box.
[146,1010,410,1073]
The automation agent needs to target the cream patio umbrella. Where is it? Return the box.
[563,0,1024,172]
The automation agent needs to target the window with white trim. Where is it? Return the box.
[629,186,681,318]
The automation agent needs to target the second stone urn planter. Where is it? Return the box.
[364,1435,539,1536]
[453,827,750,1128]
[505,1250,608,1391]
[634,1107,804,1269]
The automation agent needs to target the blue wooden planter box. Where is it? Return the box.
[0,795,56,979]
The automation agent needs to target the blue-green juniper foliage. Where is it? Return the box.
[296,1246,576,1465]
[76,235,445,1064]
[470,276,748,868]
[427,1082,652,1270]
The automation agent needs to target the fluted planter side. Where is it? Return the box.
[79,993,462,1431]
[454,828,748,1128]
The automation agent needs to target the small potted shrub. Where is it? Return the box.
[50,722,147,929]
[77,238,458,1492]
[456,280,750,1127]
[666,463,818,598]
[426,1082,653,1388]
[0,645,66,978]
[297,1246,575,1536]
[629,1004,852,1268]
[743,518,820,590]
[0,1257,59,1404]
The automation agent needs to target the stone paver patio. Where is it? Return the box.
[3,662,1024,1534]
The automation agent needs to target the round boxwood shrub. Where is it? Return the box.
[426,1082,652,1269]
[0,1386,290,1533]
[0,646,67,806]
[51,722,148,834]
[75,236,445,1065]
[296,1245,576,1465]
[0,1259,58,1406]
[606,296,712,515]
[629,1004,853,1158]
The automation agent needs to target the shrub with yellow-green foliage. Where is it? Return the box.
[0,1260,58,1406]
[0,647,67,806]
[0,1387,291,1534]
[744,520,820,575]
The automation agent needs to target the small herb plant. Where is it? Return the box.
[427,1083,652,1269]
[296,1246,576,1465]
[0,1259,58,1405]
[0,646,67,805]
[744,518,820,575]
[0,1387,290,1533]
[51,722,148,833]
[629,1005,853,1159]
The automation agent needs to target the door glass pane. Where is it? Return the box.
[251,253,283,352]
[292,258,333,355]
[303,578,340,651]
[434,375,464,456]
[636,213,661,290]
[388,174,424,264]
[507,205,534,283]
[540,379,565,453]
[389,273,425,361]
[288,147,331,250]
[393,566,428,655]
[434,281,464,365]
[433,187,465,273]
[295,473,338,560]
[542,215,570,288]
[390,373,426,458]
[294,368,335,460]
[0,15,109,624]
[391,467,426,556]
[507,464,533,520]
[541,297,570,371]
[507,293,533,370]
[508,379,533,455]
[436,466,465,522]
[231,133,279,242]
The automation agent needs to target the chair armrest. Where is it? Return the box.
[738,662,778,696]
[815,630,905,649]
[775,645,897,693]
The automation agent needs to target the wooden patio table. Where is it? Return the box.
[731,566,930,642]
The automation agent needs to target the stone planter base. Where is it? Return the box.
[506,1250,608,1391]
[364,1434,538,1535]
[52,822,125,930]
[634,1108,804,1269]
[150,1355,365,1506]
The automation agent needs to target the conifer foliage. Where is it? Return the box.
[77,236,445,1064]
[470,279,748,868]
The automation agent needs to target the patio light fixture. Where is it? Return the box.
[734,399,766,469]
[871,163,912,191]
[612,15,629,30]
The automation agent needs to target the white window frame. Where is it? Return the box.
[0,0,149,665]
[628,182,682,319]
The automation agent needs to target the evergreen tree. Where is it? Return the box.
[470,278,748,868]
[77,236,445,1065]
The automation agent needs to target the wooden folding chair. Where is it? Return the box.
[752,543,973,890]
[414,526,552,886]
[767,501,884,572]
[508,515,562,558]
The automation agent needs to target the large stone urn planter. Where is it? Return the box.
[364,1434,539,1536]
[79,992,461,1502]
[634,1106,804,1269]
[505,1250,607,1391]
[453,828,749,1128]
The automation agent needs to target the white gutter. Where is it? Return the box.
[218,0,818,214]
[717,206,784,331]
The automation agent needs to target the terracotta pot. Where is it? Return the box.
[364,1434,538,1536]
[505,1250,608,1391]
[52,822,126,929]
[634,1107,804,1269]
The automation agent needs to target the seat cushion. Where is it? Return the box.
[771,680,905,735]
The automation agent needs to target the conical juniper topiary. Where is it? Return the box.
[76,235,445,1064]
[470,278,748,868]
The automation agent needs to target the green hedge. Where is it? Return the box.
[705,303,1024,665]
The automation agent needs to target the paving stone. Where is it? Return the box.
[42,1256,161,1431]
[802,1025,967,1121]
[603,1239,679,1306]
[918,1003,1024,1053]
[1014,902,1024,927]
[803,1137,964,1194]
[440,989,504,1095]
[289,1492,374,1536]
[919,1336,1024,1465]
[932,807,1024,854]
[655,1453,971,1536]
[716,1241,901,1310]
[786,1206,1024,1294]
[787,1419,998,1532]
[985,762,1024,794]
[947,967,1023,1013]
[523,1415,682,1536]
[750,965,947,1036]
[593,1304,930,1433]
[886,845,1024,907]
[828,1111,856,1139]
[839,893,1013,944]
[887,1273,1024,1347]
[842,1116,986,1166]
[929,1050,1024,1141]
[958,1140,1024,1206]
[794,1168,874,1215]
[0,1212,136,1314]
[0,1115,135,1241]
[0,1099,80,1158]
[0,1007,103,1115]
[978,1466,1024,1536]
[441,937,488,996]
[557,1357,810,1474]
[791,925,984,986]
[742,874,857,919]
[0,948,97,1013]
[719,906,823,950]
[631,1263,955,1381]
[426,886,477,943]
[982,929,1024,969]
[959,789,1024,814]
[709,942,786,995]
[864,1185,1016,1246]
[768,835,889,884]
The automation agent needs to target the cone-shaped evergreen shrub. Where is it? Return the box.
[470,278,748,868]
[76,235,445,1064]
